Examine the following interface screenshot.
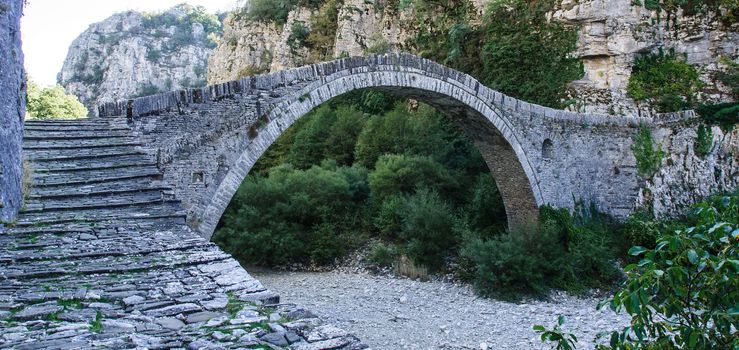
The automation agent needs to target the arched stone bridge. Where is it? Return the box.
[99,53,695,239]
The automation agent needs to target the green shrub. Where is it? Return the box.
[627,49,702,113]
[355,104,486,183]
[368,154,458,204]
[600,195,739,350]
[373,194,405,239]
[631,124,664,177]
[287,105,366,168]
[480,0,583,108]
[146,48,161,61]
[305,0,341,62]
[461,223,559,299]
[213,162,365,266]
[397,189,458,271]
[696,123,713,157]
[133,83,161,98]
[696,102,738,132]
[245,0,299,25]
[466,174,506,233]
[142,4,222,48]
[287,21,310,55]
[461,205,620,299]
[367,242,398,268]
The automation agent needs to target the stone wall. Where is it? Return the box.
[100,54,736,239]
[0,0,25,223]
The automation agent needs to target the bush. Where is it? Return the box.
[466,174,507,233]
[287,21,310,55]
[627,49,702,113]
[287,105,366,168]
[133,83,161,98]
[696,102,738,132]
[142,4,222,48]
[461,205,620,299]
[373,194,405,239]
[480,0,583,108]
[367,242,398,268]
[368,154,458,204]
[213,162,366,266]
[397,189,458,271]
[600,195,739,349]
[461,223,559,299]
[696,123,713,157]
[355,104,486,181]
[631,124,664,177]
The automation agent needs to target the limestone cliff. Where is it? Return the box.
[59,4,221,114]
[0,0,26,222]
[207,0,737,114]
[642,124,739,217]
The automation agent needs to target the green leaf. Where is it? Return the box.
[728,307,739,316]
[709,223,726,233]
[533,325,545,332]
[689,332,698,348]
[654,269,664,277]
[629,246,648,256]
[558,315,566,326]
[688,249,699,264]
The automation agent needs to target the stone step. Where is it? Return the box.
[14,201,187,227]
[23,124,129,132]
[31,164,162,186]
[30,154,157,171]
[2,244,232,280]
[31,159,158,174]
[1,228,208,264]
[24,130,132,140]
[22,138,140,150]
[25,147,145,161]
[21,189,166,213]
[29,179,172,200]
[25,118,98,124]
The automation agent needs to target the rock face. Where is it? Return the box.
[207,0,737,113]
[641,125,739,217]
[552,0,738,114]
[0,0,25,222]
[59,4,219,114]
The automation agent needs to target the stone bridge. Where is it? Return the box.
[99,53,696,239]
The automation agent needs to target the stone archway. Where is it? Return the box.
[100,54,677,240]
[196,69,542,239]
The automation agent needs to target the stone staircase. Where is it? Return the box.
[0,118,365,349]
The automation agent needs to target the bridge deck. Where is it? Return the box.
[0,118,365,349]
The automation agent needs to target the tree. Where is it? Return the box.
[627,49,702,113]
[480,0,583,108]
[26,80,88,119]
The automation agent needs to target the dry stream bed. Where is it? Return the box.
[253,270,630,350]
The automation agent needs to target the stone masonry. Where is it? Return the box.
[98,53,737,240]
[0,0,25,223]
[0,118,366,349]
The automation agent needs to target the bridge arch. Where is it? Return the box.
[197,62,543,239]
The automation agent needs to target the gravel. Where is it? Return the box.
[252,270,630,350]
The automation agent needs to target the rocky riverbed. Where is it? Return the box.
[253,270,631,350]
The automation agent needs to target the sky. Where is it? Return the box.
[21,0,240,87]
